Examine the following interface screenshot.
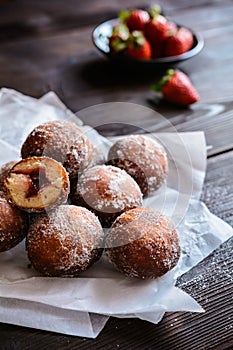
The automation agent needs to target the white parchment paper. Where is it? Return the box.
[0,88,232,338]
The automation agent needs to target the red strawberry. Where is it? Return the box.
[166,21,178,35]
[145,14,168,44]
[126,31,152,60]
[153,69,199,106]
[120,9,150,32]
[144,14,168,57]
[163,27,194,56]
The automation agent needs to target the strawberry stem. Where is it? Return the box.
[129,30,146,48]
[152,69,176,91]
[111,37,128,52]
[148,4,161,19]
[119,10,131,23]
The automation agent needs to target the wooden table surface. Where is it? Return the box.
[0,1,233,349]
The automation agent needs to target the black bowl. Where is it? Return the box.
[92,18,204,67]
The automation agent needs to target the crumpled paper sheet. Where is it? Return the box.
[0,88,232,338]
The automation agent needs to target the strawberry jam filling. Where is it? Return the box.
[13,168,51,198]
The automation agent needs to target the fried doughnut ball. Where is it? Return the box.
[0,161,17,193]
[26,205,104,277]
[0,192,28,252]
[4,156,70,213]
[70,165,143,227]
[105,207,180,279]
[21,120,93,179]
[107,134,168,196]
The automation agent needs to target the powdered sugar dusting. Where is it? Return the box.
[75,165,143,214]
[105,207,180,279]
[108,134,168,195]
[26,205,104,276]
[21,120,93,179]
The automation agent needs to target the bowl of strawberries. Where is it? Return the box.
[92,5,204,66]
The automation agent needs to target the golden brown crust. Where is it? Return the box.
[0,161,17,193]
[21,120,93,179]
[105,207,180,279]
[0,192,28,252]
[107,134,168,196]
[26,205,104,277]
[4,156,70,213]
[70,165,143,227]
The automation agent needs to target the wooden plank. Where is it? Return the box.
[0,2,233,106]
[146,98,233,157]
[0,0,155,41]
[0,0,232,42]
[202,151,233,223]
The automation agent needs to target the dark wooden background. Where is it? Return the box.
[0,1,233,349]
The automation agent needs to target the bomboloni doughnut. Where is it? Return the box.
[21,120,93,179]
[26,205,104,277]
[0,160,17,193]
[71,165,143,227]
[107,134,168,196]
[0,192,28,253]
[4,156,70,213]
[105,207,180,279]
